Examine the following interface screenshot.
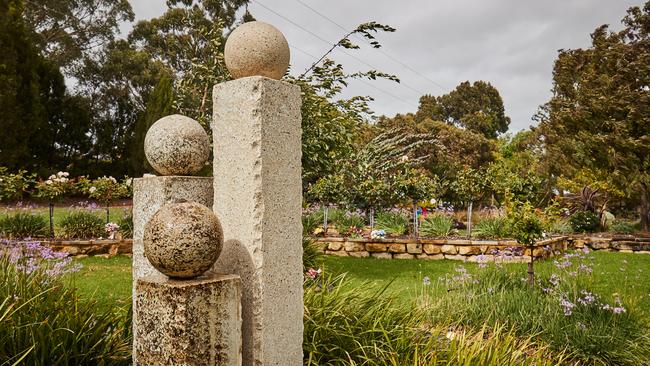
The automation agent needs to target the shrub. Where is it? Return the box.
[117,209,133,238]
[304,274,566,365]
[473,216,511,239]
[0,212,48,239]
[59,211,105,239]
[375,211,409,236]
[569,210,600,233]
[547,219,573,235]
[333,212,365,236]
[429,251,650,365]
[609,220,636,234]
[0,241,131,364]
[420,214,455,237]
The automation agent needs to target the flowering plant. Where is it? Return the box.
[35,172,73,201]
[370,229,386,239]
[105,222,120,239]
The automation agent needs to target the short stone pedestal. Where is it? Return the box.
[135,273,242,366]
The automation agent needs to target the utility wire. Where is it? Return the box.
[292,0,448,93]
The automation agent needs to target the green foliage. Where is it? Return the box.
[450,166,486,204]
[59,211,105,239]
[375,211,409,236]
[609,220,637,234]
[536,2,650,230]
[569,211,600,233]
[0,243,131,364]
[34,171,73,202]
[547,219,573,235]
[117,209,133,238]
[302,237,322,272]
[393,168,441,203]
[420,214,455,237]
[0,212,48,239]
[333,212,365,235]
[0,169,36,202]
[507,202,544,247]
[302,210,324,236]
[430,258,650,365]
[474,216,511,239]
[307,174,346,205]
[86,176,129,204]
[304,274,566,365]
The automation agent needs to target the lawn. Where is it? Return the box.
[69,251,650,321]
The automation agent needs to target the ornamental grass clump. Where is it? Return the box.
[473,216,511,239]
[420,214,455,238]
[427,250,650,365]
[0,240,131,365]
[0,211,48,239]
[375,211,410,236]
[59,210,105,239]
[304,273,567,365]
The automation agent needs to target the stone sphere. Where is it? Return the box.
[224,21,290,80]
[144,114,209,176]
[143,202,223,279]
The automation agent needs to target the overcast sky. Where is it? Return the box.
[125,0,642,132]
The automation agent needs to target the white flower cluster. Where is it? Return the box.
[45,171,70,185]
[89,186,97,193]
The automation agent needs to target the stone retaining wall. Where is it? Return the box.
[44,239,133,258]
[314,234,650,261]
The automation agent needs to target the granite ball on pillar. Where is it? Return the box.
[224,21,290,80]
[143,201,223,279]
[144,114,210,176]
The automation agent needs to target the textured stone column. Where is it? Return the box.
[212,76,303,366]
[135,273,242,365]
[132,176,213,361]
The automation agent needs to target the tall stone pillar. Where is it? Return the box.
[212,20,303,366]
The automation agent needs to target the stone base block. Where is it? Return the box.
[135,273,241,366]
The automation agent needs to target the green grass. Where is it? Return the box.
[66,255,132,314]
[324,252,650,319]
[67,251,650,321]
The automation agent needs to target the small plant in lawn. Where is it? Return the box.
[375,211,409,236]
[59,210,105,239]
[0,240,131,364]
[0,212,48,239]
[35,171,74,238]
[507,201,544,284]
[569,210,600,233]
[420,213,455,237]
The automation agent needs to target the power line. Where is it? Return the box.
[289,45,417,109]
[251,0,425,97]
[292,0,448,93]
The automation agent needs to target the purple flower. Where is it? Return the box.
[549,274,560,286]
[612,307,626,314]
[560,298,575,316]
[423,276,431,286]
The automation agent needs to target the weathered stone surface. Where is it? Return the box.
[143,202,223,278]
[327,242,343,251]
[417,253,445,260]
[447,239,471,245]
[444,254,467,261]
[348,251,370,258]
[135,273,241,366]
[325,250,349,257]
[423,244,442,254]
[366,243,388,252]
[144,114,210,176]
[370,252,392,259]
[344,241,366,252]
[212,77,302,366]
[457,246,481,255]
[224,21,290,80]
[441,245,458,254]
[132,176,213,363]
[589,241,611,250]
[406,243,422,254]
[387,243,406,253]
[393,253,415,259]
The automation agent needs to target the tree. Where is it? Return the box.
[451,166,487,237]
[307,174,346,233]
[507,200,544,285]
[415,81,510,139]
[536,1,650,229]
[22,0,134,75]
[393,168,441,238]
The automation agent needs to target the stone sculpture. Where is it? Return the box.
[144,114,210,176]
